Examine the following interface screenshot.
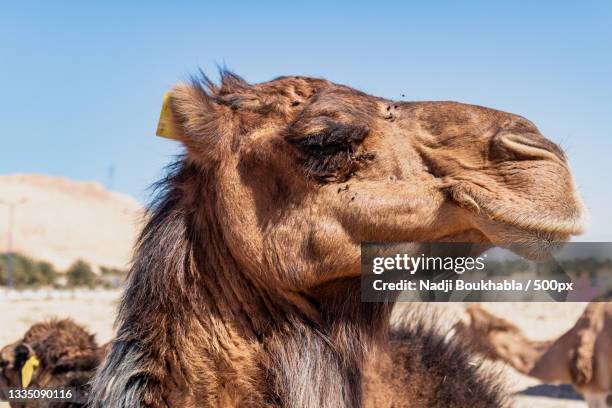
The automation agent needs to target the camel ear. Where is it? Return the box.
[160,82,229,164]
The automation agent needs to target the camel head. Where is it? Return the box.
[0,319,101,405]
[166,71,586,290]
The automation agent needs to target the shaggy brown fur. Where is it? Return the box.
[364,311,506,408]
[0,319,104,408]
[90,70,586,407]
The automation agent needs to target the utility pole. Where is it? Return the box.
[0,198,27,288]
[107,165,115,190]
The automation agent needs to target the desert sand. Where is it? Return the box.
[0,174,143,270]
[0,290,589,407]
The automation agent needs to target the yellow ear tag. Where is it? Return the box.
[21,355,39,388]
[156,92,184,141]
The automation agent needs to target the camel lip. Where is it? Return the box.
[507,215,587,238]
[447,180,588,241]
[466,199,589,260]
[434,228,571,260]
[476,233,571,261]
[466,186,589,239]
[483,211,586,242]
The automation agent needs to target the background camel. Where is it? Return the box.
[455,304,612,408]
[0,319,106,408]
[90,71,586,407]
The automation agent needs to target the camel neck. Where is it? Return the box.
[113,162,392,407]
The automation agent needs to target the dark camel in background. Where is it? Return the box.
[0,319,107,407]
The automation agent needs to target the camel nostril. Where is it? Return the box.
[491,133,565,163]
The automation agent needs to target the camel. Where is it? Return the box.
[0,319,107,407]
[454,304,612,407]
[89,70,586,407]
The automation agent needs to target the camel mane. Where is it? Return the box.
[91,158,391,407]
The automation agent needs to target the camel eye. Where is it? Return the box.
[288,125,373,182]
[294,133,349,156]
[13,344,30,370]
[290,124,369,156]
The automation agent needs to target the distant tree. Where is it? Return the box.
[0,253,57,288]
[66,259,96,288]
[99,266,127,276]
[38,261,56,285]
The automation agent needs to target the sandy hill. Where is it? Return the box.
[0,174,144,270]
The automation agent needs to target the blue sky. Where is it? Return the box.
[1,1,611,241]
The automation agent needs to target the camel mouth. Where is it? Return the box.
[454,179,589,242]
[454,184,589,259]
[486,206,587,237]
[477,198,588,238]
[434,227,570,260]
[472,210,587,260]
